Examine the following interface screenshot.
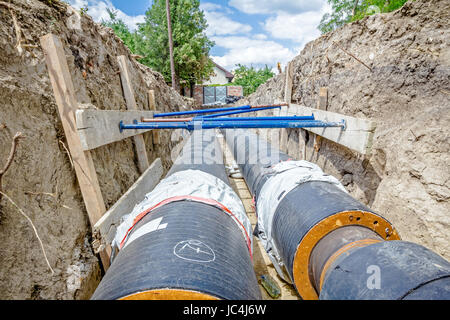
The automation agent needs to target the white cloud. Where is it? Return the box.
[69,0,88,8]
[200,2,252,36]
[225,0,330,55]
[211,36,296,70]
[200,2,222,12]
[203,11,252,36]
[262,3,331,52]
[66,0,145,31]
[254,33,268,40]
[228,0,325,15]
[263,10,324,44]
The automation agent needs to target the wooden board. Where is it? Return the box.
[313,87,328,153]
[40,34,110,267]
[284,62,294,103]
[279,104,289,153]
[317,87,328,110]
[148,90,160,144]
[76,109,155,150]
[94,158,164,245]
[287,104,377,155]
[117,55,149,173]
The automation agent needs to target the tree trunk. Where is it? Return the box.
[352,0,359,18]
[165,0,178,93]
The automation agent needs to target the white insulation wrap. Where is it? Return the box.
[113,169,252,253]
[256,160,348,282]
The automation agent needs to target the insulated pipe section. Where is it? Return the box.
[320,241,450,300]
[309,225,383,293]
[167,129,230,183]
[223,129,400,299]
[271,180,399,299]
[224,129,450,300]
[91,130,260,300]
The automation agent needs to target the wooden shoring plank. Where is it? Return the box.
[287,104,377,155]
[76,109,155,151]
[93,158,163,245]
[317,87,328,110]
[117,55,149,173]
[313,87,328,152]
[281,62,294,154]
[40,34,110,267]
[148,90,160,144]
[280,106,289,153]
[284,61,294,104]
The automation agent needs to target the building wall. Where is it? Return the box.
[203,66,230,85]
[194,86,204,105]
[227,86,243,97]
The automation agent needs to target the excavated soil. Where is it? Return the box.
[240,0,450,260]
[0,0,188,299]
[0,0,448,300]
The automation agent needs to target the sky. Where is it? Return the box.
[66,0,331,72]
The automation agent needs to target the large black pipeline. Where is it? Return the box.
[92,130,261,300]
[223,129,450,300]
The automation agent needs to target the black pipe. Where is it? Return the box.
[309,225,382,293]
[223,129,450,300]
[270,180,398,299]
[92,130,261,300]
[167,130,229,182]
[320,241,450,300]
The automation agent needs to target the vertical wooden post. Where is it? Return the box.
[313,87,328,153]
[148,90,160,145]
[317,87,328,110]
[281,62,294,153]
[280,106,288,153]
[300,130,308,160]
[284,61,293,104]
[117,55,150,174]
[40,34,110,268]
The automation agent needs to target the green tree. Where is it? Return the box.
[138,0,215,90]
[101,1,214,91]
[102,9,143,54]
[318,0,410,34]
[232,64,275,96]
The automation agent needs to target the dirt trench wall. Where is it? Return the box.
[0,0,188,299]
[239,0,450,260]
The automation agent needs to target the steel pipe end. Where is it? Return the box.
[119,289,220,300]
[292,210,400,300]
[119,120,124,133]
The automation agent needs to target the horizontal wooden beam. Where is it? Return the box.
[93,158,164,246]
[76,109,155,150]
[287,104,377,155]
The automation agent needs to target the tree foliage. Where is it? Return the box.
[102,0,214,89]
[318,0,410,34]
[232,64,274,96]
[102,9,142,54]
